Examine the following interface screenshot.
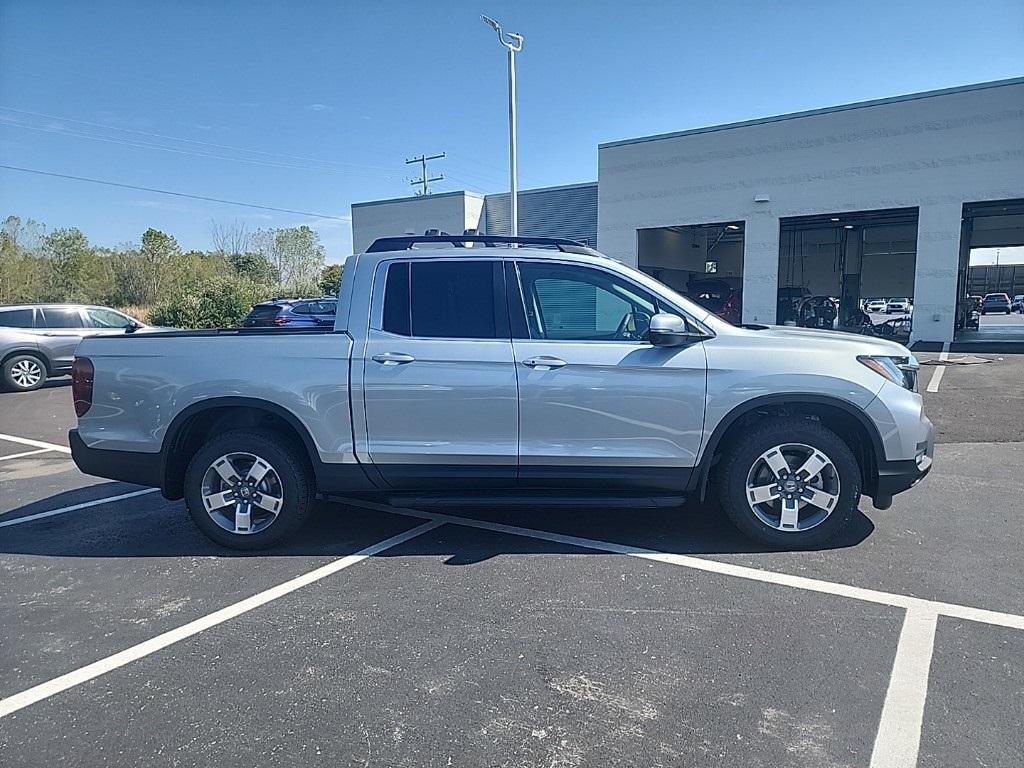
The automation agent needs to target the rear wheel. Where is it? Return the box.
[717,417,861,548]
[184,429,313,549]
[2,353,46,392]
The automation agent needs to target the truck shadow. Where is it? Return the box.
[0,482,874,559]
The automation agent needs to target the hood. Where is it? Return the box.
[740,324,913,357]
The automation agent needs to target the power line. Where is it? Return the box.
[405,152,445,196]
[0,164,351,221]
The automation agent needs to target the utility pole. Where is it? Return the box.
[406,152,445,195]
[481,15,523,238]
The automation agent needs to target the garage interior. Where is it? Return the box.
[637,222,744,323]
[958,199,1024,341]
[776,209,918,340]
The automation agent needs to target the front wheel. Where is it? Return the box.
[716,417,861,548]
[184,429,314,549]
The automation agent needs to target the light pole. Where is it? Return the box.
[481,15,523,238]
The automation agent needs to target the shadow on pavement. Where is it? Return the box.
[0,481,875,560]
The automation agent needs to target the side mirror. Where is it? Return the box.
[124,320,141,334]
[648,313,703,347]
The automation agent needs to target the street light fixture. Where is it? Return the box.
[481,14,523,238]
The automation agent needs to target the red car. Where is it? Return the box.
[687,279,742,325]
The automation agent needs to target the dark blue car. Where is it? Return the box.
[241,298,338,328]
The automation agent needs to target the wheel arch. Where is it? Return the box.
[160,397,320,500]
[693,393,884,500]
[2,347,53,375]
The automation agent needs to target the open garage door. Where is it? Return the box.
[777,209,918,343]
[637,222,744,324]
[957,200,1024,343]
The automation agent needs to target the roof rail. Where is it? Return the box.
[366,234,600,256]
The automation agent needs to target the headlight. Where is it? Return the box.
[858,355,919,391]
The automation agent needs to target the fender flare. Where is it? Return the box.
[690,393,885,496]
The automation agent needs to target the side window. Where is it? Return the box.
[380,260,506,339]
[290,303,313,315]
[0,308,35,328]
[40,308,85,329]
[84,308,131,328]
[516,262,660,342]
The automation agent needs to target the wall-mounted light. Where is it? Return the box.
[843,224,855,229]
[726,224,740,230]
[753,193,770,203]
[830,217,840,222]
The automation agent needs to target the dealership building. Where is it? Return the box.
[352,78,1024,343]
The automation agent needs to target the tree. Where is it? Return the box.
[318,263,343,296]
[228,251,279,285]
[0,215,49,302]
[41,227,111,302]
[210,219,251,258]
[253,225,325,295]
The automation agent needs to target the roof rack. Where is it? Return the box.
[366,234,600,256]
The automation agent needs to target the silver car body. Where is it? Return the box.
[71,246,933,504]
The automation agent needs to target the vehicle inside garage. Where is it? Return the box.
[776,209,918,341]
[958,199,1024,341]
[637,222,744,323]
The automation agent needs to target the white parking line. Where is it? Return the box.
[869,608,938,768]
[925,343,951,393]
[344,500,1024,631]
[0,448,52,462]
[0,519,441,719]
[0,433,72,454]
[0,488,159,527]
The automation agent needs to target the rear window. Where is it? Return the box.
[246,304,282,319]
[0,308,34,328]
[39,308,84,328]
[381,260,503,339]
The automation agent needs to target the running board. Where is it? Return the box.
[385,493,688,509]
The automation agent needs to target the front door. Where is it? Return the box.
[361,258,518,489]
[510,260,708,492]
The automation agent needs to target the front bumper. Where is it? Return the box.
[69,429,163,489]
[874,416,934,503]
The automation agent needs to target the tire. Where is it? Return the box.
[2,353,47,392]
[184,428,314,549]
[716,417,861,549]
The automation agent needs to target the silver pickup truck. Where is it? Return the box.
[70,235,933,550]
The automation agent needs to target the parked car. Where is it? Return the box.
[0,304,153,391]
[70,235,933,551]
[241,298,337,327]
[1010,295,1024,313]
[885,297,912,314]
[865,299,887,313]
[981,293,1011,315]
[685,279,742,325]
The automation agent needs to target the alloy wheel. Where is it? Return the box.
[200,452,285,535]
[745,443,841,532]
[10,359,43,389]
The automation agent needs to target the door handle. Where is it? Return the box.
[372,351,415,365]
[522,356,567,369]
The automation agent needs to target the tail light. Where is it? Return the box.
[72,357,94,417]
[273,317,290,325]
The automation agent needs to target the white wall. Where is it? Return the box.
[598,79,1024,341]
[351,192,484,253]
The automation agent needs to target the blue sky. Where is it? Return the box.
[1,0,1022,263]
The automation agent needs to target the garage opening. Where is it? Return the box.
[637,222,744,323]
[957,200,1024,342]
[777,208,918,342]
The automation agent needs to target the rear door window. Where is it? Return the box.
[39,308,85,329]
[381,260,507,339]
[0,308,35,328]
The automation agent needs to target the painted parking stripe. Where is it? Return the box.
[0,448,53,462]
[0,433,72,454]
[345,499,1024,631]
[0,488,159,527]
[0,519,441,719]
[925,343,951,393]
[869,608,938,768]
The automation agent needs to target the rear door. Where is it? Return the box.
[37,307,89,370]
[360,258,518,488]
[509,259,708,492]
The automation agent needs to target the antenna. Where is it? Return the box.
[405,152,445,195]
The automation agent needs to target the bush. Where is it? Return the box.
[149,278,272,329]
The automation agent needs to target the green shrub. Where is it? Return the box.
[149,278,272,329]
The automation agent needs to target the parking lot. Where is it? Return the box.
[1,360,1022,768]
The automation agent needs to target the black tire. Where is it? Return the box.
[716,417,861,549]
[2,353,47,392]
[184,428,314,549]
